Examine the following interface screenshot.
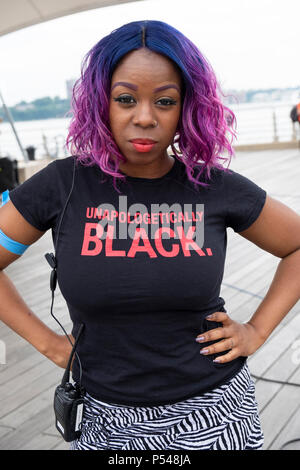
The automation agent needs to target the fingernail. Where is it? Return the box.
[200,349,209,354]
[195,336,205,342]
[213,358,221,363]
[206,314,213,319]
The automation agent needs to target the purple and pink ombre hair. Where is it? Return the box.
[65,20,237,193]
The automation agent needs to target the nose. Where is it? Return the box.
[132,102,157,128]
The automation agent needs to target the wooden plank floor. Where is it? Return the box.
[1,148,300,450]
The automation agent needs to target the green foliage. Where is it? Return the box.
[0,96,71,122]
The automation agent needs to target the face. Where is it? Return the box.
[109,48,182,175]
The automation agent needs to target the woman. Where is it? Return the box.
[1,20,300,451]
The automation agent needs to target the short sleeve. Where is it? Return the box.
[8,160,59,232]
[224,169,267,232]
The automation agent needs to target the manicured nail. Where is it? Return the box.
[213,358,221,363]
[200,349,209,354]
[195,336,205,342]
[206,314,213,319]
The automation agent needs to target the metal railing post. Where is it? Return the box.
[291,122,297,142]
[272,111,279,142]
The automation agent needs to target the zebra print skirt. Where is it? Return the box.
[70,362,264,450]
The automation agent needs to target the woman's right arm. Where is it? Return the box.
[0,200,73,368]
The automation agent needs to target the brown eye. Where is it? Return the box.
[113,95,135,104]
[157,98,177,106]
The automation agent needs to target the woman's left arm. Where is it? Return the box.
[196,195,300,362]
[238,195,300,341]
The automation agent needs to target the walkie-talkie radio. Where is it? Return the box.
[53,323,85,442]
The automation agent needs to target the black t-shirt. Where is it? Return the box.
[8,155,267,406]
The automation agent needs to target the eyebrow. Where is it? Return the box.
[111,81,180,93]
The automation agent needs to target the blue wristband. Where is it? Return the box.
[1,189,10,207]
[0,190,30,255]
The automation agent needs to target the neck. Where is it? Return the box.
[118,154,175,179]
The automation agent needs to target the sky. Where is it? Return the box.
[0,0,299,106]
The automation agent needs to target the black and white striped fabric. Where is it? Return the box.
[70,362,264,450]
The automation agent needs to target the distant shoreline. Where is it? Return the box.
[1,87,299,123]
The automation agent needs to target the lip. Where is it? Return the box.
[130,141,156,153]
[129,138,157,144]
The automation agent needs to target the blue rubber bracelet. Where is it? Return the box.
[1,189,10,207]
[0,190,30,255]
[0,228,29,255]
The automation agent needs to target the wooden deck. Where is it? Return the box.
[1,148,300,450]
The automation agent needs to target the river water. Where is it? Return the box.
[0,101,298,161]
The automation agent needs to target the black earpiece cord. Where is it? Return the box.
[44,157,83,388]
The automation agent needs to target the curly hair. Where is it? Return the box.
[65,20,237,193]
